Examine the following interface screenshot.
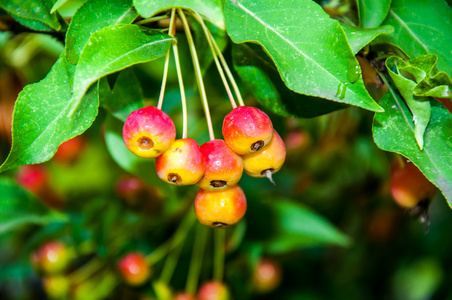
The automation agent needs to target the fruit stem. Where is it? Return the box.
[135,14,169,26]
[178,8,215,141]
[146,209,196,265]
[191,12,237,109]
[186,223,209,295]
[157,45,171,110]
[207,24,245,107]
[69,257,104,284]
[159,233,185,284]
[166,9,188,139]
[213,228,225,282]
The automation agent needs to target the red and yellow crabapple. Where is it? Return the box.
[197,281,230,300]
[117,252,151,286]
[252,258,282,293]
[194,185,247,228]
[196,139,243,191]
[243,129,286,184]
[31,241,71,275]
[123,106,176,159]
[155,138,205,185]
[390,159,437,209]
[222,106,273,155]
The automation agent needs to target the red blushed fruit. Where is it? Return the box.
[16,164,47,194]
[222,106,273,155]
[118,252,150,286]
[253,259,282,294]
[34,241,71,275]
[243,130,286,184]
[390,160,437,208]
[123,106,176,159]
[196,139,243,191]
[155,138,205,185]
[53,135,85,164]
[198,281,230,300]
[194,185,247,228]
[173,292,196,300]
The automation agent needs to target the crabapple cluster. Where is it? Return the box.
[123,105,286,228]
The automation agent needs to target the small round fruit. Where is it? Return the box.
[16,164,47,194]
[196,139,243,191]
[198,281,230,300]
[173,292,196,300]
[155,138,205,185]
[390,160,437,208]
[253,259,282,293]
[194,185,247,228]
[243,130,286,184]
[222,106,273,155]
[53,135,85,164]
[36,241,71,275]
[43,275,70,299]
[118,252,150,286]
[123,106,176,159]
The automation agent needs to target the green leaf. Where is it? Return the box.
[341,24,394,54]
[99,68,144,122]
[356,0,391,28]
[375,0,452,75]
[0,56,99,172]
[373,86,452,207]
[265,200,350,254]
[224,0,382,112]
[51,0,70,13]
[386,56,431,150]
[0,177,66,235]
[133,0,224,28]
[69,24,173,116]
[1,0,62,31]
[104,115,166,188]
[232,43,347,118]
[65,0,138,65]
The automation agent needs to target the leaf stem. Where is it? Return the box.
[186,223,209,295]
[178,9,215,140]
[135,14,169,26]
[191,12,237,109]
[213,228,225,282]
[146,209,196,266]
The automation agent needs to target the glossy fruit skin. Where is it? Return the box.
[243,130,286,178]
[155,138,206,186]
[253,259,282,294]
[43,275,70,299]
[118,252,150,286]
[390,160,437,208]
[33,241,71,275]
[123,106,176,159]
[196,139,243,191]
[194,185,247,228]
[222,106,273,155]
[198,281,230,300]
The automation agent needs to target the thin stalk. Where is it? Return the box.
[159,234,185,284]
[213,229,226,282]
[186,224,209,295]
[156,10,176,110]
[135,14,169,26]
[207,25,245,107]
[178,8,215,140]
[70,258,104,284]
[146,210,196,265]
[191,12,237,109]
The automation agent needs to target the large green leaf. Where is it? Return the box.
[341,24,394,55]
[356,0,391,28]
[68,25,173,117]
[224,0,382,112]
[373,85,452,207]
[65,0,138,65]
[99,68,144,122]
[0,56,99,172]
[0,0,62,31]
[265,200,350,254]
[133,0,224,28]
[232,43,347,118]
[0,177,66,235]
[375,0,452,75]
[386,56,431,150]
